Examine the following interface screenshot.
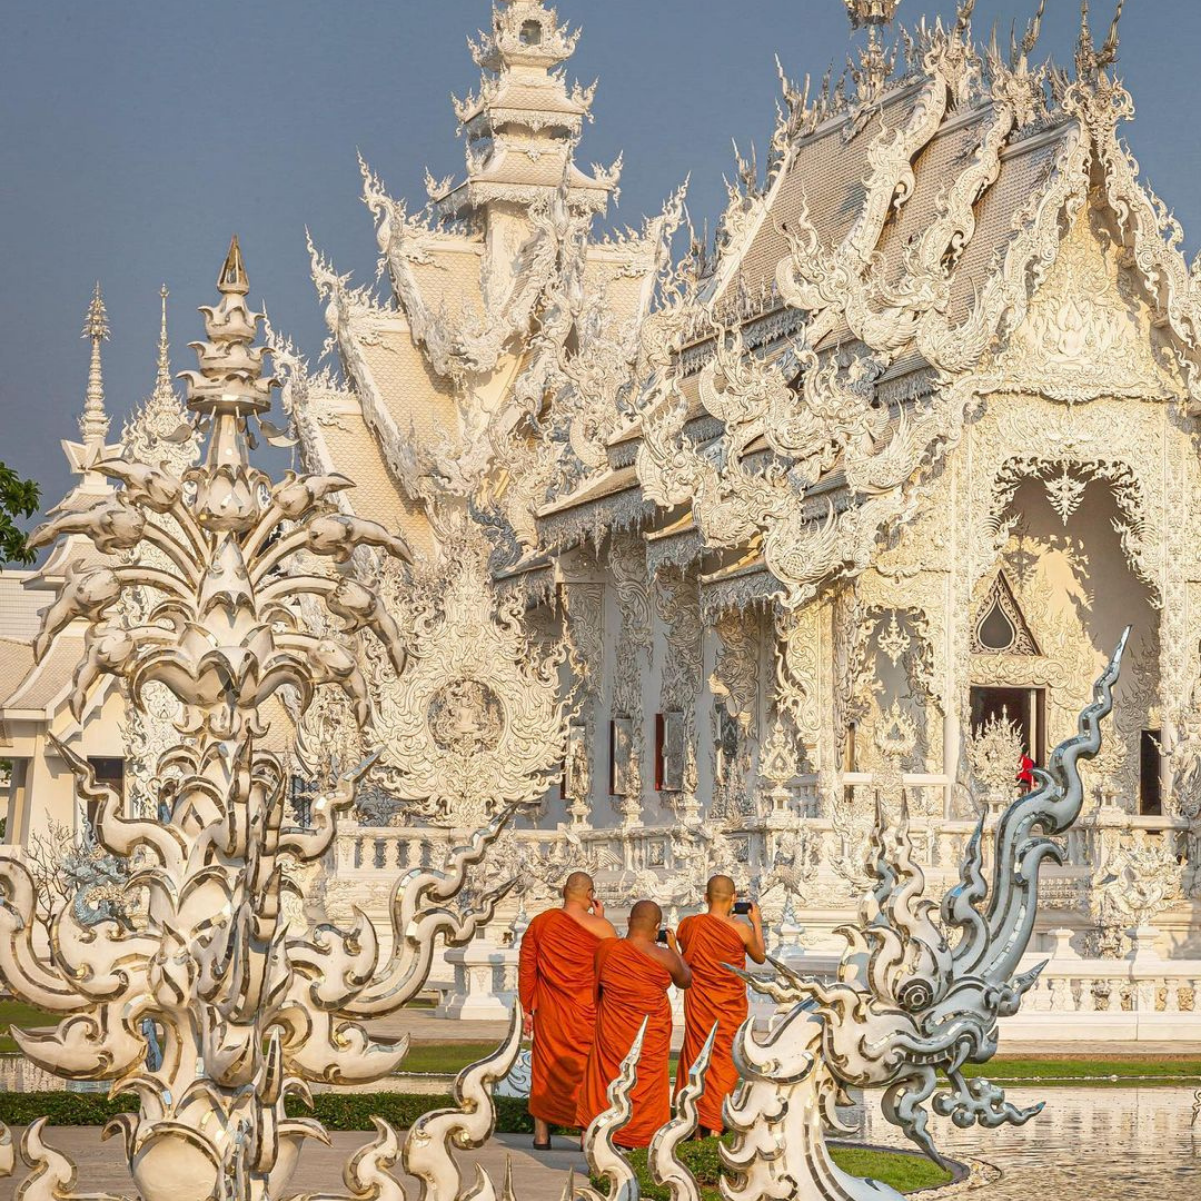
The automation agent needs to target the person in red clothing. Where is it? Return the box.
[676,875,766,1135]
[518,871,616,1150]
[576,899,692,1149]
[1017,751,1037,791]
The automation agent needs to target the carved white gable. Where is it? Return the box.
[995,207,1181,405]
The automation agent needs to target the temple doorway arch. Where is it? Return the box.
[969,465,1160,813]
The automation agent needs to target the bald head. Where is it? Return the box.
[629,899,662,935]
[706,875,736,903]
[563,871,594,902]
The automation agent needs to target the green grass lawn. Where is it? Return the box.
[396,1042,508,1073]
[829,1144,951,1194]
[398,1046,1201,1083]
[0,1000,57,1055]
[966,1055,1201,1085]
[594,1136,951,1199]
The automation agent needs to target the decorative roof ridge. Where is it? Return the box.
[264,314,359,514]
[304,239,446,509]
[769,1,1119,166]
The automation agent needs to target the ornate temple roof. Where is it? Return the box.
[284,0,682,559]
[437,0,617,218]
[534,0,1201,609]
[270,0,1201,615]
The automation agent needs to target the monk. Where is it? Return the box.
[518,871,617,1149]
[676,875,766,1135]
[576,899,692,1148]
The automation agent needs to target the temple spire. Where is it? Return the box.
[844,0,901,103]
[154,284,173,400]
[119,284,199,474]
[80,281,110,449]
[436,0,619,220]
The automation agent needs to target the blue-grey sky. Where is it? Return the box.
[3,1,1199,530]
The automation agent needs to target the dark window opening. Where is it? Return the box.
[289,775,315,829]
[978,601,1017,652]
[1140,729,1163,817]
[714,707,740,787]
[969,686,1046,767]
[520,19,542,45]
[608,719,616,795]
[654,713,665,791]
[86,757,124,830]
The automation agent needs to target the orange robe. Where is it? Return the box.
[675,913,748,1132]
[518,908,603,1126]
[576,939,673,1148]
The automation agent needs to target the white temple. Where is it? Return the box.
[4,0,1201,1038]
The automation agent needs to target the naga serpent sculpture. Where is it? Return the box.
[721,629,1128,1200]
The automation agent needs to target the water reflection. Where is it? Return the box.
[856,1086,1200,1199]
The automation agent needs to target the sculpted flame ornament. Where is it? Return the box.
[577,1020,648,1201]
[370,520,569,828]
[721,630,1128,1200]
[0,239,562,1201]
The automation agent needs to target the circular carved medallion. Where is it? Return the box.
[427,679,504,755]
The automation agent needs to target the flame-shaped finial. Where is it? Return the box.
[218,234,249,295]
[1076,0,1124,78]
[844,0,901,29]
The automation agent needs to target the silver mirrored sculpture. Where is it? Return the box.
[721,629,1128,1200]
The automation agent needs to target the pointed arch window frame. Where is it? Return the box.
[970,570,1041,657]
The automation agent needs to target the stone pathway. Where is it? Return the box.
[0,1129,588,1201]
[3,1086,1199,1199]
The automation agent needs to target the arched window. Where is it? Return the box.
[520,19,542,45]
[971,571,1039,656]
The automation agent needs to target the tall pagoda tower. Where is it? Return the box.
[289,0,681,557]
[441,0,619,296]
[38,285,123,585]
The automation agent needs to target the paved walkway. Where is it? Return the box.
[0,1129,587,1201]
[6,1086,1200,1201]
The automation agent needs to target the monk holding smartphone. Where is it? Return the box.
[518,871,617,1149]
[676,875,766,1135]
[576,899,691,1147]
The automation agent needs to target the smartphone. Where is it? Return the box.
[733,901,753,915]
[656,928,669,944]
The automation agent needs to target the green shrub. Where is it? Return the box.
[0,1092,136,1126]
[0,1091,534,1133]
